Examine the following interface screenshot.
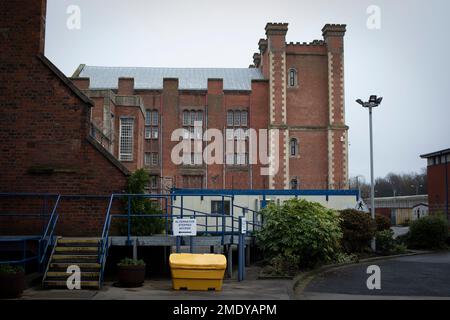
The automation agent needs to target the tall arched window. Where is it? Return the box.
[288,68,298,87]
[290,138,298,156]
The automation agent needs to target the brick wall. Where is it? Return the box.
[0,0,129,236]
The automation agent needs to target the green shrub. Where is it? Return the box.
[0,264,24,274]
[376,214,391,231]
[376,229,395,254]
[256,198,342,270]
[118,257,145,266]
[376,230,408,255]
[118,169,165,236]
[333,252,359,264]
[408,215,449,249]
[339,209,376,253]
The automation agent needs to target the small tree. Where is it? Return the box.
[408,215,448,249]
[118,169,165,236]
[339,209,376,253]
[375,214,391,231]
[256,198,342,271]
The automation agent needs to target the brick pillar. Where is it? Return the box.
[265,23,289,190]
[323,24,348,189]
[206,79,224,189]
[162,78,179,186]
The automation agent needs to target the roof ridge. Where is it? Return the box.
[83,66,261,71]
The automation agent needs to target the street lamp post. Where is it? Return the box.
[356,95,383,251]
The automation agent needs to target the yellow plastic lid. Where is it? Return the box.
[169,253,227,270]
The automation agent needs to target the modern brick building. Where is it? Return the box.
[421,148,450,217]
[70,22,349,192]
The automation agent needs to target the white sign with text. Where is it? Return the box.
[241,217,247,234]
[173,218,197,236]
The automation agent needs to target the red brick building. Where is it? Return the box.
[0,0,130,235]
[71,23,349,192]
[421,148,450,217]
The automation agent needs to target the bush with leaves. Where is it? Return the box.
[339,209,376,253]
[408,215,449,249]
[118,257,145,266]
[375,214,391,231]
[0,264,24,275]
[375,229,406,255]
[118,169,165,236]
[256,199,342,271]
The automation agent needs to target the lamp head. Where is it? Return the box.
[369,95,378,103]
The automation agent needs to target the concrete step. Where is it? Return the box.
[43,280,99,289]
[46,271,99,278]
[58,238,100,244]
[50,262,101,269]
[55,247,98,253]
[52,254,98,262]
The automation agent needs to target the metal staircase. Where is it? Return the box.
[42,238,101,289]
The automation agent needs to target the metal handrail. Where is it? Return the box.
[39,195,61,266]
[98,194,115,285]
[97,193,264,286]
[0,193,61,267]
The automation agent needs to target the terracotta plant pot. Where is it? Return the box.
[0,270,25,299]
[117,264,146,287]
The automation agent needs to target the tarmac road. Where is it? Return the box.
[299,251,450,299]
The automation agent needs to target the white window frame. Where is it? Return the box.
[119,117,134,161]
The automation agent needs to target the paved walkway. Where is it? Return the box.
[298,251,450,300]
[19,267,293,300]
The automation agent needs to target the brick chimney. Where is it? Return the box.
[0,0,47,59]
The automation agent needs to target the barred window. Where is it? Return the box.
[288,68,298,87]
[234,110,241,126]
[151,127,158,139]
[152,110,158,126]
[145,126,151,139]
[145,152,159,166]
[190,111,196,126]
[197,111,203,123]
[145,109,159,140]
[151,153,159,166]
[227,111,234,127]
[290,138,298,156]
[241,111,248,126]
[183,109,204,140]
[183,110,190,126]
[145,110,152,126]
[119,118,134,161]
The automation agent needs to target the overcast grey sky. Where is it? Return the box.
[45,0,450,180]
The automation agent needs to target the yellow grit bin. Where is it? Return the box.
[169,253,227,291]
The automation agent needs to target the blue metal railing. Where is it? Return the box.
[97,193,264,285]
[0,193,61,269]
[38,195,61,269]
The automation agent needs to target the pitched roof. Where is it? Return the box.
[77,66,265,91]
